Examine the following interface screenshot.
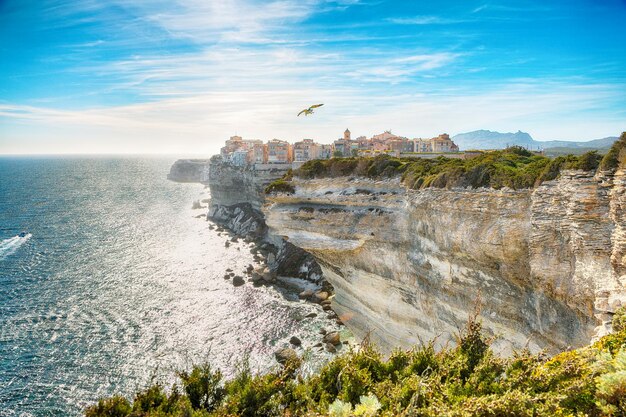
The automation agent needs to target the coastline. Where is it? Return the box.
[187,149,626,357]
[173,161,352,362]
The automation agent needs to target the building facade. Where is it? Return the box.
[267,139,293,163]
[388,137,414,153]
[218,129,459,169]
[431,134,459,153]
[332,139,351,156]
[319,144,333,159]
[414,139,432,153]
[293,139,320,162]
[247,142,267,164]
[230,149,249,166]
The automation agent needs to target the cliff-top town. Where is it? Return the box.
[220,129,461,168]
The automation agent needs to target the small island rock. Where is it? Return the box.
[299,289,314,300]
[312,291,329,303]
[289,336,302,346]
[323,331,341,345]
[274,348,299,365]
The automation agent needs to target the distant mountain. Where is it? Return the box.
[452,130,535,150]
[540,137,619,149]
[451,130,618,152]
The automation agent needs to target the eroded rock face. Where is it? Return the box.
[263,172,626,355]
[206,158,322,284]
[167,159,210,183]
[209,203,267,239]
[207,157,290,211]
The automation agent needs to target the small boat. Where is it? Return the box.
[18,232,27,238]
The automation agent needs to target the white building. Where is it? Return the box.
[230,150,249,166]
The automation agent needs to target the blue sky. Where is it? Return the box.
[0,0,625,154]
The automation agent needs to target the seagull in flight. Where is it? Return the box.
[298,103,324,117]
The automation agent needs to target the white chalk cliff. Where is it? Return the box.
[262,170,626,355]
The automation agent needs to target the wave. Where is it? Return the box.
[0,233,32,260]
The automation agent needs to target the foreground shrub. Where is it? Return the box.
[595,349,626,415]
[86,318,626,417]
[85,396,131,417]
[613,307,626,333]
[353,394,382,416]
[178,363,224,412]
[328,399,353,417]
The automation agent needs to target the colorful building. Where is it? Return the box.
[319,144,333,159]
[267,139,293,164]
[247,142,267,164]
[293,139,320,162]
[218,128,459,168]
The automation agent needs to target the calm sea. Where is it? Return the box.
[0,157,337,416]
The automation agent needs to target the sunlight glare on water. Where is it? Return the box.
[0,157,339,416]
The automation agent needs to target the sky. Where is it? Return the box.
[0,0,625,155]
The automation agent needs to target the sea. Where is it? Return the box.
[0,156,340,416]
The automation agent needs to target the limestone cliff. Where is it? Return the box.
[206,157,323,284]
[207,157,291,211]
[167,159,210,183]
[263,171,626,355]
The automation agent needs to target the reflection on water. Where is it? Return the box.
[0,157,341,416]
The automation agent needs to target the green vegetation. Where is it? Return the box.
[87,310,626,416]
[544,147,612,157]
[264,179,295,194]
[600,132,626,172]
[296,146,605,190]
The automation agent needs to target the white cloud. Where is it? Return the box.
[344,53,461,82]
[2,0,624,154]
[386,15,465,25]
[144,0,314,43]
[2,80,624,155]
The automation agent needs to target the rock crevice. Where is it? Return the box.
[206,158,322,285]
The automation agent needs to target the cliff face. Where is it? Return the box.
[206,158,323,284]
[207,158,290,211]
[167,159,210,183]
[263,171,626,354]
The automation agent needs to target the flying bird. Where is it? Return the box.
[298,103,324,117]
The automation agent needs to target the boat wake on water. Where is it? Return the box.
[0,233,32,260]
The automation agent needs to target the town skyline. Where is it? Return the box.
[219,129,463,168]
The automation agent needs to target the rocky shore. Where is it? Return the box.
[177,163,350,359]
[179,154,626,358]
[200,214,349,359]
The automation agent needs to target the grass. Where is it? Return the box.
[86,311,626,416]
[293,146,606,190]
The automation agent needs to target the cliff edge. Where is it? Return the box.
[167,159,210,183]
[205,139,626,355]
[263,170,626,354]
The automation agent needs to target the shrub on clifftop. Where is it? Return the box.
[612,307,626,333]
[600,132,626,172]
[265,179,295,194]
[295,150,602,190]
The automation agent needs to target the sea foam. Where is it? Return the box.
[0,233,31,260]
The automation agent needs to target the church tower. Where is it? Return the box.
[344,128,351,141]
